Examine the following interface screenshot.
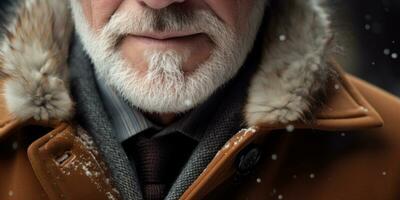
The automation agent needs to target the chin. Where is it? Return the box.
[96,48,236,113]
[119,34,214,74]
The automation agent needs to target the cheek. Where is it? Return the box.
[204,0,237,27]
[204,0,254,30]
[89,0,122,30]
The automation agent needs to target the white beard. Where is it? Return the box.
[69,1,266,113]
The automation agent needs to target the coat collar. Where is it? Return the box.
[245,0,333,126]
[0,0,383,140]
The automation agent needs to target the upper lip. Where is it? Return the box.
[131,31,201,40]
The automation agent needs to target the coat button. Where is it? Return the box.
[235,144,261,176]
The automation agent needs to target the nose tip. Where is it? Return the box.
[139,0,185,10]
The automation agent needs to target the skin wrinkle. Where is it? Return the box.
[83,0,120,30]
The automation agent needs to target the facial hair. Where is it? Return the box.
[69,1,267,113]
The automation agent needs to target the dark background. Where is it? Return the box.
[331,0,400,95]
[1,0,399,95]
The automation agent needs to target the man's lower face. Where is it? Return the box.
[70,0,266,113]
[99,5,237,81]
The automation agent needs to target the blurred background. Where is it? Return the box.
[331,0,400,95]
[0,0,399,95]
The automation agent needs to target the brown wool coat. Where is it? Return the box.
[0,0,400,199]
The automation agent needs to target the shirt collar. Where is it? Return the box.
[95,75,156,142]
[95,75,223,143]
[151,90,223,142]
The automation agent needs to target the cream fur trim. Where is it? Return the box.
[0,0,73,121]
[245,0,333,126]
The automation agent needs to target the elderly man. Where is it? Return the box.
[0,0,400,199]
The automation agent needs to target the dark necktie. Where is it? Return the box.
[123,129,197,200]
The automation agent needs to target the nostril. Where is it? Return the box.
[138,1,147,7]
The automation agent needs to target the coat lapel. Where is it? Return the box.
[28,123,120,200]
[165,37,263,199]
[180,63,383,200]
[68,37,144,200]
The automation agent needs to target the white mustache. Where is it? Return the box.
[99,8,233,47]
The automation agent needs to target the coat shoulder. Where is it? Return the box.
[347,74,400,131]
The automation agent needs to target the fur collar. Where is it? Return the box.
[0,0,73,121]
[245,0,333,126]
[0,0,332,127]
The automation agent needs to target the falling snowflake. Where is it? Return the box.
[365,24,371,30]
[12,141,18,150]
[286,125,295,133]
[8,190,13,196]
[309,173,315,179]
[383,48,391,55]
[391,53,398,59]
[184,99,193,107]
[382,171,387,176]
[334,84,341,90]
[278,194,284,199]
[256,178,262,183]
[341,132,346,137]
[279,34,286,41]
[271,154,278,160]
